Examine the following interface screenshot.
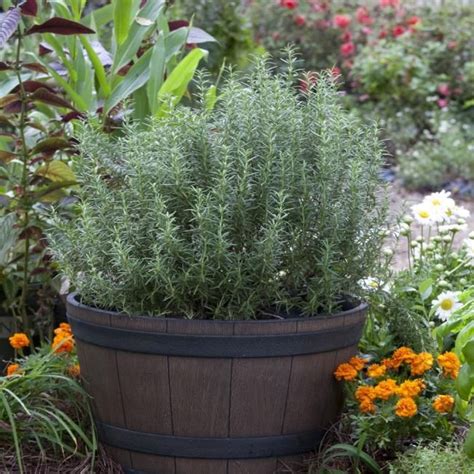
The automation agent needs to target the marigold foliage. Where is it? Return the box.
[49,56,387,319]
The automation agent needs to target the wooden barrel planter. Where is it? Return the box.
[67,293,367,474]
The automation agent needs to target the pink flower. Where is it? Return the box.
[407,16,421,26]
[330,66,342,78]
[315,19,330,29]
[333,14,351,29]
[448,41,458,50]
[356,7,374,25]
[380,0,399,7]
[437,98,449,108]
[437,83,451,96]
[299,71,318,93]
[362,27,372,35]
[392,25,405,37]
[379,29,388,39]
[294,14,306,26]
[280,0,298,9]
[340,42,355,57]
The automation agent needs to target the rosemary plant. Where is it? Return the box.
[49,56,387,319]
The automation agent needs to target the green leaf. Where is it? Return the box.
[323,443,381,474]
[105,47,153,115]
[36,160,77,183]
[455,321,474,357]
[83,3,113,28]
[463,340,474,365]
[146,33,166,114]
[204,85,217,111]
[0,213,19,267]
[418,278,433,301]
[155,48,206,117]
[464,425,474,458]
[79,36,111,98]
[456,363,474,401]
[113,0,135,46]
[112,0,165,74]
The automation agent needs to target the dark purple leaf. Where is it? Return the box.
[39,42,53,55]
[26,18,95,36]
[20,0,38,17]
[30,88,76,110]
[62,111,85,123]
[168,20,189,31]
[12,80,56,94]
[23,62,48,73]
[0,8,21,48]
[0,94,19,108]
[0,61,10,71]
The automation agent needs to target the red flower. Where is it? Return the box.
[356,7,374,26]
[392,25,405,37]
[437,83,451,96]
[341,31,352,43]
[380,0,399,7]
[333,14,351,29]
[330,66,342,78]
[280,0,298,9]
[340,42,355,57]
[437,98,449,108]
[294,14,306,26]
[299,71,318,93]
[407,16,421,26]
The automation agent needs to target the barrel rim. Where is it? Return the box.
[67,292,368,324]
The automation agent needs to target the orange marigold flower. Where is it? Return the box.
[382,358,397,370]
[367,363,387,378]
[374,379,398,400]
[391,347,416,368]
[6,363,20,376]
[9,332,30,350]
[52,332,75,354]
[410,352,434,376]
[395,397,417,418]
[348,356,366,371]
[359,398,376,414]
[54,323,72,336]
[397,378,425,398]
[432,394,454,413]
[355,385,377,403]
[334,363,358,381]
[437,352,460,379]
[68,364,81,378]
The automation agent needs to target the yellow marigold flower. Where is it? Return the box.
[391,347,416,368]
[367,363,387,378]
[437,352,460,379]
[410,352,433,376]
[374,379,398,400]
[52,332,75,354]
[348,356,366,371]
[359,398,376,414]
[355,385,377,403]
[432,395,454,413]
[397,378,425,398]
[395,397,417,418]
[68,364,81,378]
[334,363,358,381]
[6,363,20,376]
[8,332,30,350]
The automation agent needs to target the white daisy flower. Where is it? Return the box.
[432,291,462,321]
[453,206,470,219]
[464,238,474,259]
[359,277,390,292]
[411,203,438,225]
[422,191,455,222]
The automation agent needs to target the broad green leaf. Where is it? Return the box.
[105,48,153,114]
[204,85,217,111]
[112,0,165,73]
[146,33,166,114]
[132,85,150,121]
[456,363,474,400]
[464,425,474,458]
[80,36,111,98]
[156,48,206,117]
[418,278,433,301]
[164,28,189,61]
[463,340,474,365]
[36,160,76,183]
[83,3,113,28]
[113,0,135,46]
[456,321,474,357]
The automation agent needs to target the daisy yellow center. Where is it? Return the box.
[431,199,441,206]
[440,299,454,311]
[418,210,430,218]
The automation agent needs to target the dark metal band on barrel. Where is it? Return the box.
[97,422,323,459]
[67,314,364,358]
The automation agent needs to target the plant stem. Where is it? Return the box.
[14,25,31,334]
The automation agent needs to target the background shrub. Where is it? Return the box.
[49,57,387,319]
